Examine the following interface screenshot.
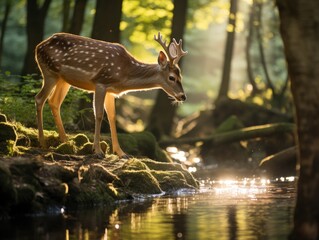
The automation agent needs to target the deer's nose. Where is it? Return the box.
[180,93,187,101]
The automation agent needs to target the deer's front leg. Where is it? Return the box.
[93,84,107,157]
[104,92,127,158]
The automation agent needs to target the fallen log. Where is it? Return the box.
[160,122,296,147]
[259,146,297,167]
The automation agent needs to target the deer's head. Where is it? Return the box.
[155,32,188,103]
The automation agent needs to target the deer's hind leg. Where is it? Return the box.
[48,79,70,143]
[35,70,59,148]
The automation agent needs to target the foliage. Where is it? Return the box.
[0,71,90,129]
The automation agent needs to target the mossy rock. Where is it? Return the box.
[120,158,150,171]
[16,133,31,147]
[9,157,42,177]
[40,177,68,204]
[44,132,61,148]
[54,141,77,155]
[131,131,157,158]
[117,134,139,156]
[0,162,17,209]
[81,164,120,183]
[141,159,199,188]
[0,122,17,155]
[40,162,76,182]
[67,181,115,206]
[15,184,36,207]
[118,170,162,195]
[150,170,190,192]
[77,141,109,155]
[155,147,173,162]
[70,134,90,147]
[114,132,171,162]
[0,113,7,122]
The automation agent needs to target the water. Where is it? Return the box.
[0,178,296,240]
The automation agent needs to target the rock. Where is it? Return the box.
[70,134,89,147]
[120,158,150,171]
[118,170,162,195]
[0,162,17,212]
[77,141,109,155]
[67,181,115,206]
[116,132,172,162]
[54,141,77,155]
[0,122,17,155]
[150,170,190,192]
[81,164,120,184]
[0,113,7,122]
[141,159,199,188]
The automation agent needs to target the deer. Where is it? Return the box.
[35,32,187,159]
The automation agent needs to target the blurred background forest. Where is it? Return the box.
[0,0,294,173]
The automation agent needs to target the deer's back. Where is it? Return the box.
[36,33,135,87]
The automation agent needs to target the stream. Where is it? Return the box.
[0,177,296,240]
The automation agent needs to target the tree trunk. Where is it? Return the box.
[0,0,11,67]
[256,0,275,93]
[147,0,188,139]
[216,0,238,101]
[276,1,319,239]
[21,0,52,76]
[91,0,123,42]
[62,0,71,32]
[245,0,259,96]
[68,0,88,35]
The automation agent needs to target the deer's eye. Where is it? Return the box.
[169,76,176,81]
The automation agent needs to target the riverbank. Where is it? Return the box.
[0,114,198,217]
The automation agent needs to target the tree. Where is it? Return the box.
[68,0,88,34]
[21,0,52,76]
[91,0,123,42]
[0,0,12,67]
[276,1,319,239]
[147,0,188,139]
[216,0,238,101]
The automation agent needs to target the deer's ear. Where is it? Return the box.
[158,51,168,68]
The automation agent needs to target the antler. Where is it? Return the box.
[154,32,188,65]
[171,38,188,65]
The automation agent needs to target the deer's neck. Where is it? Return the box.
[125,61,163,90]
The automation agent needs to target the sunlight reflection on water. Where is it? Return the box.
[1,177,296,240]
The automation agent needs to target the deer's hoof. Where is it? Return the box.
[120,154,133,160]
[93,152,106,159]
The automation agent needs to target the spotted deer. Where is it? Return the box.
[35,32,187,158]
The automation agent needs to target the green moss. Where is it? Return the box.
[150,170,189,192]
[118,170,162,194]
[0,113,7,122]
[77,141,109,155]
[117,134,139,156]
[54,141,77,155]
[141,159,199,188]
[70,134,89,147]
[131,131,157,158]
[113,132,171,162]
[120,158,150,171]
[77,142,93,155]
[215,115,244,133]
[82,164,120,183]
[155,147,173,162]
[0,122,17,155]
[68,182,115,206]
